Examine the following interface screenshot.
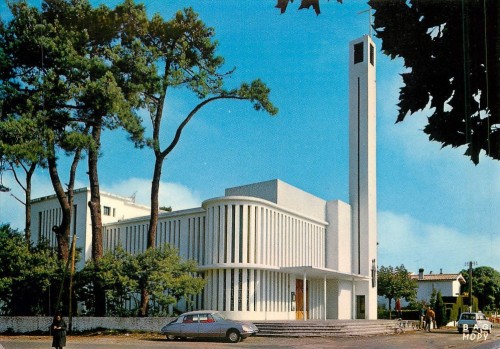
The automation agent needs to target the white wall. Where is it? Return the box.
[0,316,174,333]
[417,280,461,301]
[338,280,353,320]
[225,179,327,223]
[31,188,152,267]
[325,200,352,273]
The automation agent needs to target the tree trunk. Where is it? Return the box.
[10,161,37,245]
[138,156,163,317]
[388,298,393,320]
[138,286,149,317]
[87,124,106,316]
[88,124,103,261]
[47,156,71,261]
[23,163,36,244]
[147,155,163,249]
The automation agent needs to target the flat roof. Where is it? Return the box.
[198,264,368,281]
[280,266,370,281]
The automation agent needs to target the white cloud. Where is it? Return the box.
[102,177,202,211]
[0,173,34,231]
[378,210,500,274]
[0,169,86,231]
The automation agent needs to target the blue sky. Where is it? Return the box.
[1,0,499,275]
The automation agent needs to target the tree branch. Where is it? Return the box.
[161,95,246,159]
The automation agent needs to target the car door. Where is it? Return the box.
[164,318,183,337]
[477,314,490,331]
[180,314,199,337]
[198,313,222,338]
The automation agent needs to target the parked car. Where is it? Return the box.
[457,312,493,334]
[160,310,259,343]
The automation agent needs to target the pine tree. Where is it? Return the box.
[434,290,448,328]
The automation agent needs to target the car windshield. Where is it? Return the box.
[461,314,475,320]
[172,317,183,324]
[211,312,226,321]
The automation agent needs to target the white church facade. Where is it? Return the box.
[30,36,378,321]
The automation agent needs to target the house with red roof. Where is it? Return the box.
[411,268,466,302]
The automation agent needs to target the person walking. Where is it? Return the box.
[425,307,435,332]
[50,313,67,349]
[395,298,402,319]
[419,304,426,330]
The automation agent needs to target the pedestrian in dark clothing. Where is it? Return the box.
[419,305,426,330]
[51,313,67,349]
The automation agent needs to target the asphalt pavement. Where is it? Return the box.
[0,328,499,349]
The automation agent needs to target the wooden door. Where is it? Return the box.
[295,279,309,320]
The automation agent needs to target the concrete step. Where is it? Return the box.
[253,320,413,337]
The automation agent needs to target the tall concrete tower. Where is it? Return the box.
[349,35,377,319]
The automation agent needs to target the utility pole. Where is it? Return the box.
[68,232,77,333]
[465,261,477,312]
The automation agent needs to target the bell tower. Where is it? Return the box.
[349,35,377,319]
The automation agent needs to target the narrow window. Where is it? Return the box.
[231,205,236,263]
[73,205,78,235]
[370,43,374,65]
[354,42,363,64]
[230,269,235,311]
[238,269,243,311]
[239,205,243,263]
[38,212,42,241]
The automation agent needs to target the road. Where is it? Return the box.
[0,328,499,349]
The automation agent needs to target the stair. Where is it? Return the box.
[253,320,413,337]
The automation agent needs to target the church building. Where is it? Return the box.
[31,36,378,321]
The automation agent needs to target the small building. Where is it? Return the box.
[31,187,151,269]
[411,268,466,301]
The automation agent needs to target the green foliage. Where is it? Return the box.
[275,0,343,15]
[448,295,479,322]
[460,266,500,312]
[0,223,62,315]
[76,246,137,316]
[429,288,437,309]
[124,5,278,157]
[369,0,500,164]
[377,265,418,318]
[406,298,425,312]
[76,243,205,316]
[434,290,448,328]
[131,244,205,316]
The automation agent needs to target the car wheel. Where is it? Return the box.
[165,334,177,341]
[227,329,241,343]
